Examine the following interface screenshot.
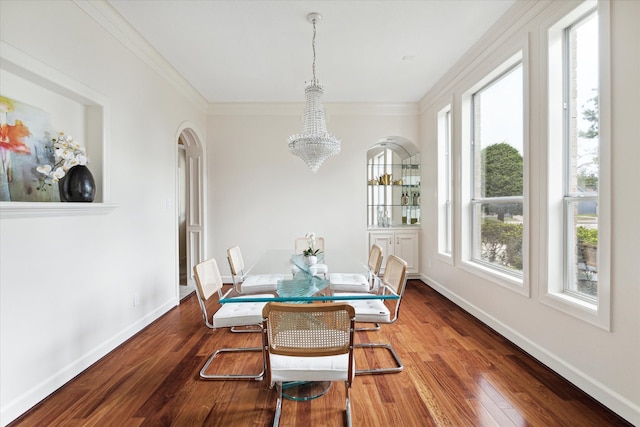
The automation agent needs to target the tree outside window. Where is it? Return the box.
[471,63,524,275]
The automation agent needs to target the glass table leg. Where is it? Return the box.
[281,381,331,401]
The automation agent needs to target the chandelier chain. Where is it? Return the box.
[311,19,317,84]
[288,12,341,173]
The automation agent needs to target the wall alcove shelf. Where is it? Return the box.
[0,202,118,219]
[367,137,421,228]
[1,41,113,216]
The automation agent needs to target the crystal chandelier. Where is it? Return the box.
[288,13,341,173]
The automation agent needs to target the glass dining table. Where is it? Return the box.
[219,248,398,400]
[219,248,399,304]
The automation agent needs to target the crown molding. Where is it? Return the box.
[208,102,419,116]
[74,0,208,113]
[419,0,543,113]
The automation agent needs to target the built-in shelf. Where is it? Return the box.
[0,202,118,219]
[367,154,421,227]
[1,41,110,208]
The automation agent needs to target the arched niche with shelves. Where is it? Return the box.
[367,136,421,228]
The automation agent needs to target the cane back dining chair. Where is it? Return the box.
[227,245,283,294]
[262,302,356,427]
[339,254,408,375]
[329,244,383,293]
[193,257,271,380]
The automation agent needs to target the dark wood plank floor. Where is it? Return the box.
[10,281,631,426]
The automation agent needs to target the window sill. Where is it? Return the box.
[436,252,454,266]
[540,291,609,331]
[460,259,529,297]
[0,202,118,218]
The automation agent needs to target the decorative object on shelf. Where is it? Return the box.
[36,131,95,202]
[378,173,392,185]
[288,12,341,173]
[376,208,391,227]
[59,164,96,202]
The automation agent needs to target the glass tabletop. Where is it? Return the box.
[219,249,399,303]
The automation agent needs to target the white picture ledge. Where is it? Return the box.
[0,202,118,219]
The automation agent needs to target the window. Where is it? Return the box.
[563,11,599,300]
[546,0,610,329]
[437,105,453,257]
[470,63,524,277]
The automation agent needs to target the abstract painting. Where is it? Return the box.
[0,96,60,202]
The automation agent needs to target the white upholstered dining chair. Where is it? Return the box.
[339,254,408,375]
[227,245,283,294]
[329,244,383,293]
[262,302,356,427]
[193,257,271,380]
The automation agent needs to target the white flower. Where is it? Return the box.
[64,157,80,170]
[56,148,75,161]
[52,167,66,182]
[36,131,90,190]
[305,232,316,245]
[302,232,321,256]
[36,164,52,175]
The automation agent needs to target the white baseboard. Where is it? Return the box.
[0,298,178,427]
[417,274,639,426]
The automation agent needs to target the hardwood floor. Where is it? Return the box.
[10,281,631,426]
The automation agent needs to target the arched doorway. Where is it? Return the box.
[177,125,205,300]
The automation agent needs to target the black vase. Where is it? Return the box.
[59,165,96,202]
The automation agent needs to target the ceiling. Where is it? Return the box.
[108,1,516,103]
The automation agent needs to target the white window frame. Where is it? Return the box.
[437,103,453,262]
[543,0,610,330]
[460,47,529,296]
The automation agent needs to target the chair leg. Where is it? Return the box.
[355,322,380,332]
[273,382,283,427]
[200,347,264,380]
[230,325,262,333]
[345,382,352,427]
[355,342,403,375]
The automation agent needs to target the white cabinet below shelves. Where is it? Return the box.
[368,229,419,275]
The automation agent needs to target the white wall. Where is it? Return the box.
[2,0,637,425]
[0,1,206,425]
[419,0,639,424]
[206,104,419,273]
